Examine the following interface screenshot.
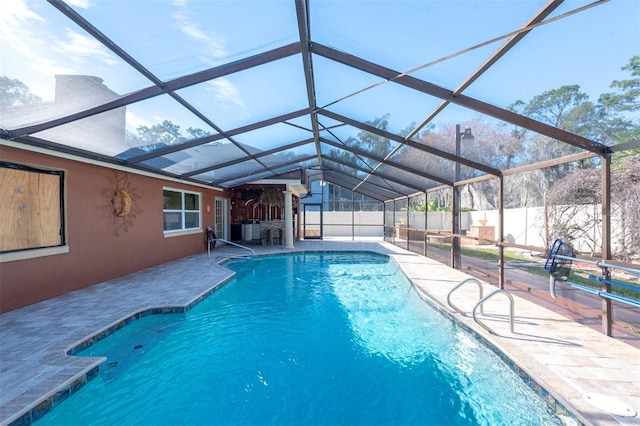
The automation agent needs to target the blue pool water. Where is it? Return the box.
[39,252,560,425]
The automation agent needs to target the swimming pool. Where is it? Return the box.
[38,252,560,425]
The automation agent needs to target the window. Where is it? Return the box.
[1,162,65,253]
[215,197,229,240]
[163,188,201,232]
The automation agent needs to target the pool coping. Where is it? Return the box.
[386,246,640,426]
[1,241,639,425]
[410,285,578,424]
[0,254,237,426]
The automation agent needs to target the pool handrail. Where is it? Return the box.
[553,254,640,277]
[561,276,640,309]
[447,278,484,316]
[589,275,640,293]
[562,279,640,308]
[472,289,515,335]
[207,238,256,259]
[545,243,639,308]
[545,238,639,337]
[544,238,640,307]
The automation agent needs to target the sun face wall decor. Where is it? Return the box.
[102,172,143,236]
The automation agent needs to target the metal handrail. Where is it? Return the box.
[547,246,639,304]
[553,254,640,276]
[546,239,639,337]
[207,238,255,259]
[562,276,640,309]
[447,278,484,316]
[472,289,515,335]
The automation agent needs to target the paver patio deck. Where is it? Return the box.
[1,240,638,425]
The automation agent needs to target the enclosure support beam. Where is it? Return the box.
[321,170,400,201]
[424,191,428,257]
[212,154,316,187]
[133,109,309,164]
[284,191,295,249]
[451,185,460,270]
[451,124,463,270]
[405,197,410,251]
[498,176,505,289]
[351,190,355,241]
[321,137,449,187]
[601,154,612,336]
[296,196,303,241]
[313,43,606,155]
[393,201,397,245]
[294,0,323,168]
[184,138,313,178]
[406,0,564,140]
[7,43,301,140]
[319,110,501,176]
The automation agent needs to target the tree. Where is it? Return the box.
[516,85,595,166]
[522,85,588,129]
[0,76,41,108]
[187,127,212,139]
[612,155,640,261]
[327,114,392,172]
[545,155,640,261]
[509,85,596,153]
[356,114,392,157]
[599,55,640,112]
[578,101,634,147]
[596,55,640,159]
[125,120,213,149]
[135,120,184,145]
[508,84,612,205]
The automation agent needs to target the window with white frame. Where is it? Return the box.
[163,188,201,232]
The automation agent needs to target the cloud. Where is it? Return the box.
[0,0,118,99]
[208,78,245,109]
[55,29,118,66]
[0,0,66,98]
[64,0,90,9]
[171,2,226,59]
[0,0,44,24]
[125,109,151,133]
[0,0,44,52]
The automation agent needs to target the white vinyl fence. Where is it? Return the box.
[304,211,383,238]
[308,205,625,254]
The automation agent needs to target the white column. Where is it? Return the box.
[283,190,295,249]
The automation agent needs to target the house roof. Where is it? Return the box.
[1,0,636,201]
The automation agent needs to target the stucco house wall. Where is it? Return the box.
[0,145,225,313]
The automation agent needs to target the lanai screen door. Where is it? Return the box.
[303,203,322,239]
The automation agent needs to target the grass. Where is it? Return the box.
[429,243,531,262]
[429,243,640,302]
[565,272,640,302]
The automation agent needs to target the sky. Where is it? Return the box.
[1,0,639,138]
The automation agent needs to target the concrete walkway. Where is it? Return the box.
[1,241,639,425]
[424,246,640,347]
